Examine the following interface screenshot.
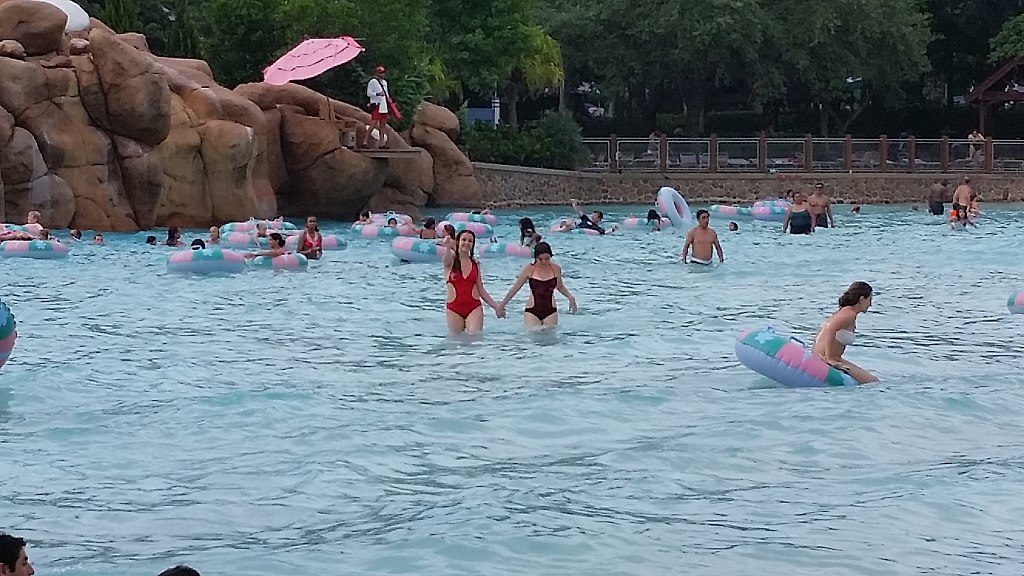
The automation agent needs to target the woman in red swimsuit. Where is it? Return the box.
[497,241,577,329]
[444,230,503,334]
[295,215,323,259]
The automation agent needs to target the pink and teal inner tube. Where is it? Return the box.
[1008,290,1024,314]
[390,237,446,262]
[249,253,308,271]
[655,186,693,227]
[167,248,247,275]
[549,221,602,235]
[284,234,347,251]
[479,242,531,258]
[0,239,69,259]
[220,219,297,234]
[751,206,789,222]
[621,216,672,228]
[440,221,494,237]
[446,212,498,225]
[0,299,16,369]
[753,199,792,209]
[709,205,753,219]
[355,224,400,239]
[369,212,413,225]
[220,232,263,249]
[735,326,857,388]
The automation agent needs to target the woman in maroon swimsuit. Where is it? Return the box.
[497,242,577,329]
[443,230,503,334]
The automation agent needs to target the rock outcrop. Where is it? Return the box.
[0,1,479,229]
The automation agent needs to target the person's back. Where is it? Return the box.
[158,566,201,576]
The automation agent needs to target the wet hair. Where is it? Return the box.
[270,232,285,248]
[519,217,536,243]
[39,228,51,240]
[444,224,456,238]
[452,230,476,275]
[158,566,202,576]
[167,226,180,240]
[306,215,319,232]
[646,209,660,223]
[70,228,82,239]
[838,281,873,308]
[728,221,738,231]
[191,238,206,249]
[533,241,553,261]
[423,217,436,229]
[145,235,157,245]
[387,218,398,226]
[359,210,370,219]
[593,210,604,220]
[696,209,710,220]
[0,533,27,572]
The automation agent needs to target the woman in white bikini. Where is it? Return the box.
[811,281,878,384]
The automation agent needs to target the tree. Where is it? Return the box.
[504,26,564,129]
[930,0,1024,102]
[990,13,1024,62]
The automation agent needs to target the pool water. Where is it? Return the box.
[3,204,1024,575]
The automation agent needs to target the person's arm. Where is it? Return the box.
[782,208,791,233]
[713,232,724,262]
[681,231,693,263]
[442,246,456,269]
[554,266,578,313]
[498,266,532,315]
[826,202,835,226]
[570,198,584,217]
[475,263,503,316]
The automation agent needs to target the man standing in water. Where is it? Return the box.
[952,176,973,214]
[926,179,948,215]
[807,182,834,228]
[682,209,724,265]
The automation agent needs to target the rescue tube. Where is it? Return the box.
[249,253,308,270]
[390,236,446,262]
[0,239,69,259]
[479,242,532,258]
[1008,290,1024,314]
[0,299,16,369]
[167,248,247,275]
[446,212,498,225]
[656,187,693,227]
[735,326,857,388]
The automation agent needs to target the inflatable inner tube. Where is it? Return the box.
[0,239,69,259]
[735,326,857,388]
[167,248,247,275]
[390,237,446,262]
[479,242,532,258]
[446,212,498,225]
[0,299,16,369]
[656,187,692,227]
[1008,291,1024,314]
[249,253,308,270]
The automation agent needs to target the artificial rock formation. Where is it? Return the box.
[0,2,481,230]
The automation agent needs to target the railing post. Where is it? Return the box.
[803,134,813,172]
[879,135,888,173]
[844,134,853,172]
[709,134,718,173]
[609,134,618,173]
[908,136,917,173]
[659,133,668,173]
[758,131,767,172]
[985,137,994,172]
[940,136,950,173]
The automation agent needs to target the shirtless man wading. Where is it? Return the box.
[952,176,973,213]
[807,182,834,228]
[682,209,724,265]
[926,179,948,215]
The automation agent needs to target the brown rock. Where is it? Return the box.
[384,147,433,194]
[89,28,171,146]
[70,53,109,127]
[5,173,74,227]
[39,54,71,68]
[154,93,210,226]
[413,101,459,137]
[365,186,423,220]
[410,124,482,206]
[68,38,87,55]
[111,134,163,229]
[155,56,214,84]
[117,32,149,52]
[281,146,383,219]
[262,107,286,191]
[0,39,26,59]
[87,17,113,35]
[0,0,67,56]
[1,126,46,185]
[0,105,13,148]
[279,108,341,172]
[198,119,264,222]
[0,57,48,118]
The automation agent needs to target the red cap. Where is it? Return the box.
[375,65,386,74]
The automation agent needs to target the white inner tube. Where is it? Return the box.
[656,187,692,228]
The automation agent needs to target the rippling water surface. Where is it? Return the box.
[3,204,1024,575]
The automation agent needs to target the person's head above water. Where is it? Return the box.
[269,232,285,248]
[26,211,40,225]
[423,217,436,230]
[145,235,157,245]
[190,238,206,250]
[695,209,710,227]
[166,226,181,241]
[386,217,398,227]
[838,281,873,311]
[0,532,34,576]
[646,209,660,223]
[591,210,604,223]
[519,217,536,234]
[533,241,553,263]
[728,221,738,231]
[69,229,82,240]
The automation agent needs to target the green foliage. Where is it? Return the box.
[98,0,142,32]
[991,13,1024,62]
[465,111,587,169]
[201,0,284,87]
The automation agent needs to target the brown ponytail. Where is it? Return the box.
[839,281,873,308]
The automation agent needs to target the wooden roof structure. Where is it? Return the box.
[966,58,1024,133]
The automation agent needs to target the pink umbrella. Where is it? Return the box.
[263,36,365,85]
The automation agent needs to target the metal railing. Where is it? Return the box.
[580,134,1024,174]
